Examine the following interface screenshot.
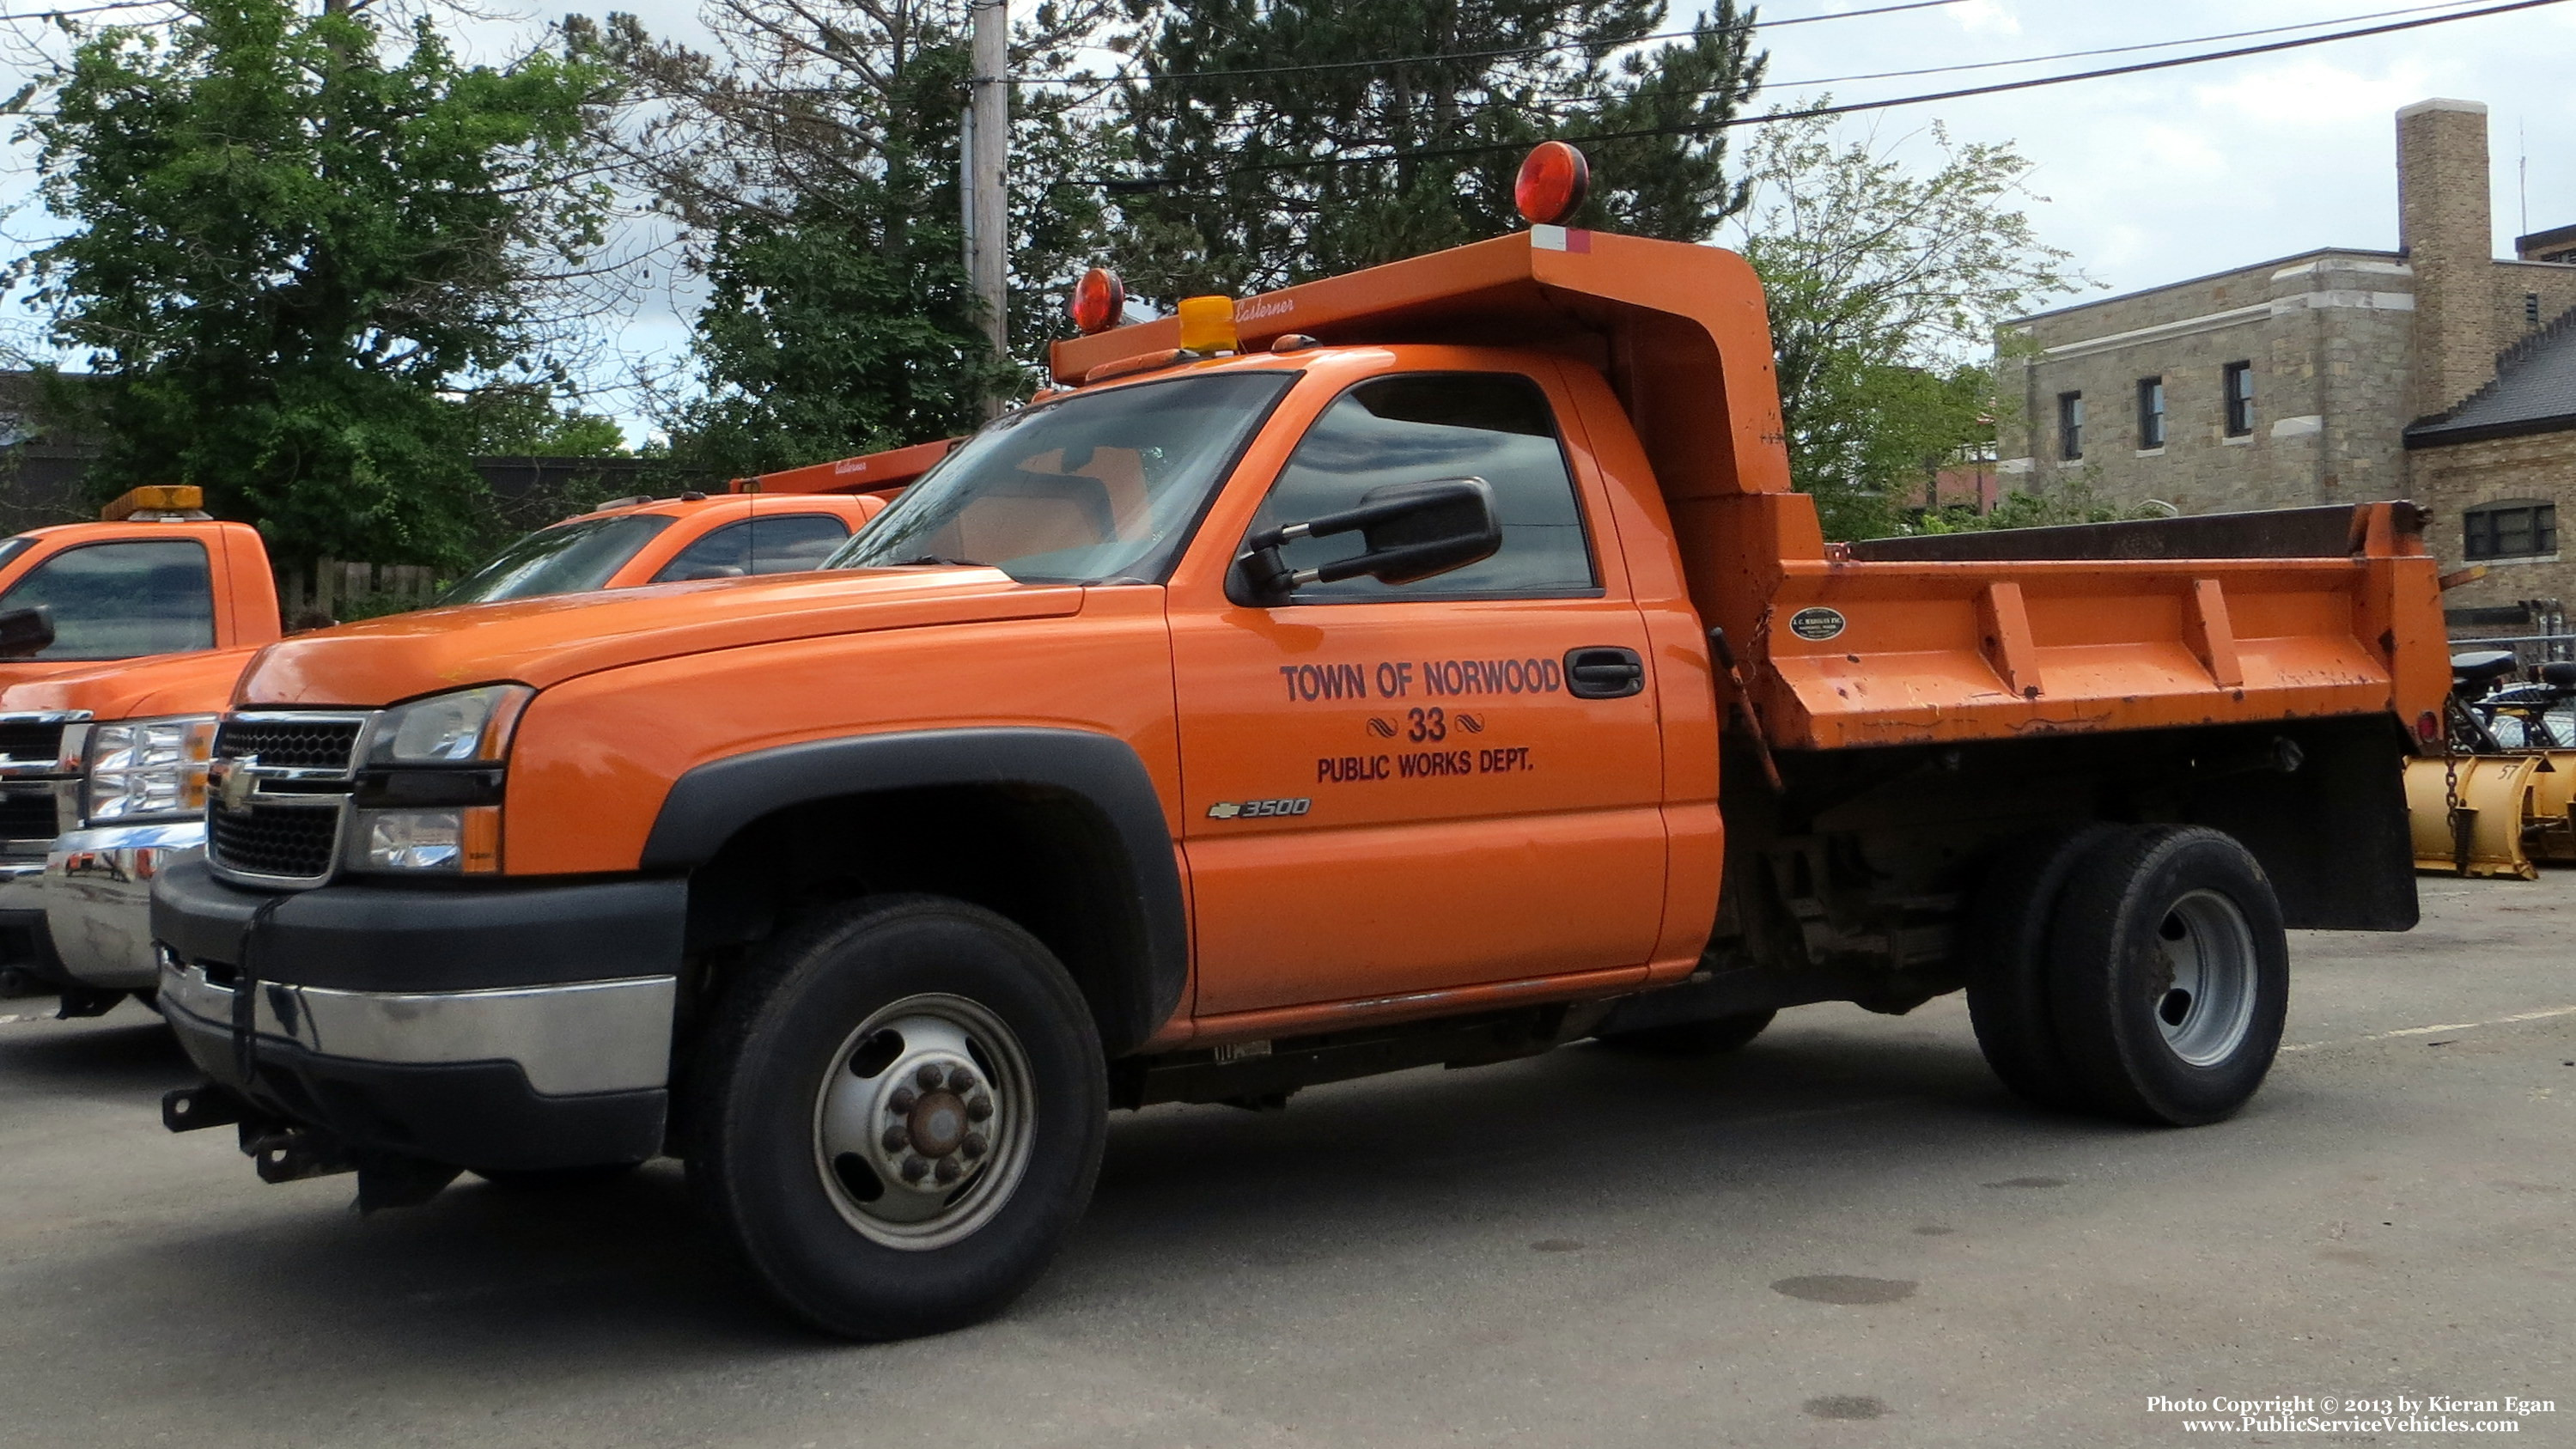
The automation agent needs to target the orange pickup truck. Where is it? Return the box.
[149,192,2445,1340]
[0,459,935,1011]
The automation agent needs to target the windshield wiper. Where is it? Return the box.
[900,554,981,567]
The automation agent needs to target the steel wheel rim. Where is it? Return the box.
[812,992,1037,1250]
[2151,889,2259,1067]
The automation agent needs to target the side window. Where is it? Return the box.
[0,539,214,660]
[1244,373,1597,601]
[651,513,852,583]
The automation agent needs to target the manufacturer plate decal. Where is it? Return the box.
[1208,798,1312,820]
[1788,606,1848,642]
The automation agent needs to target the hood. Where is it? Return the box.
[0,645,265,721]
[237,567,1087,708]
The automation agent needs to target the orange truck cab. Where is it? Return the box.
[0,457,934,1012]
[147,202,2445,1339]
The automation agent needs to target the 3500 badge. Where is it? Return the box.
[1207,797,1312,820]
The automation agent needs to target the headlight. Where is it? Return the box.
[365,685,533,765]
[85,716,218,824]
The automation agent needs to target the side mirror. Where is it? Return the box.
[0,606,53,660]
[1238,477,1502,604]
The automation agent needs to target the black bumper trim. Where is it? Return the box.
[150,856,685,993]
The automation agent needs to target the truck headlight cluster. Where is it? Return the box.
[350,685,530,874]
[84,716,218,825]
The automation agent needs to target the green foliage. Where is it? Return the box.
[588,3,1111,478]
[464,387,631,456]
[1912,463,2170,534]
[16,0,619,568]
[1728,110,2081,540]
[1111,0,1764,298]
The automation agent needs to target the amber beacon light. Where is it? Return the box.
[1514,141,1591,227]
[1070,267,1126,334]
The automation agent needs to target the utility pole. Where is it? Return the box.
[966,0,1010,412]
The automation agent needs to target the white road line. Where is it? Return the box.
[2281,1005,2576,1053]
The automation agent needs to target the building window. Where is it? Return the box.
[2136,377,2165,449]
[2058,392,2084,460]
[2463,502,2558,561]
[2528,293,2543,325]
[2222,362,2256,436]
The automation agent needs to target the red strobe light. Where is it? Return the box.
[1071,267,1126,335]
[1514,142,1591,227]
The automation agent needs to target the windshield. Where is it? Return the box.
[831,371,1296,584]
[439,513,677,606]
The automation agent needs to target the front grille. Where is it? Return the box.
[216,717,365,772]
[0,721,65,767]
[210,805,341,880]
[0,788,58,844]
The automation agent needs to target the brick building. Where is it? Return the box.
[1995,99,2576,611]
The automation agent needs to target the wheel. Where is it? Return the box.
[1596,1009,1775,1055]
[685,895,1107,1340]
[1963,823,2122,1111]
[473,1162,642,1191]
[2046,825,2289,1126]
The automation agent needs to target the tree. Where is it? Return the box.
[15,0,619,569]
[1111,0,1764,299]
[585,1,1115,478]
[1726,109,2081,539]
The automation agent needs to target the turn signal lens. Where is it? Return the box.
[1070,266,1126,334]
[1176,295,1239,354]
[1514,141,1591,226]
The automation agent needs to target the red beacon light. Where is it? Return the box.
[1070,266,1126,335]
[1514,141,1591,227]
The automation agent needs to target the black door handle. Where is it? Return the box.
[1564,646,1645,699]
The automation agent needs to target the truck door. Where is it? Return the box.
[1171,366,1667,1018]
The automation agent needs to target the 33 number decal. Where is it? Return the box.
[1406,706,1448,743]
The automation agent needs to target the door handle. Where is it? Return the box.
[1564,646,1645,699]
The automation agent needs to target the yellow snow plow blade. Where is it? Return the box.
[2405,755,2541,879]
[2519,752,2576,863]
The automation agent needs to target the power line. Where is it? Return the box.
[1086,0,2571,188]
[1014,0,1965,88]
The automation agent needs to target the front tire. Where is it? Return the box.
[685,896,1107,1340]
[2047,826,2289,1125]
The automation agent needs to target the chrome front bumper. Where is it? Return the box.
[46,821,202,991]
[0,856,47,911]
[158,961,678,1099]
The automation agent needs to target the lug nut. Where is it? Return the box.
[899,1156,929,1183]
[934,1157,963,1184]
[947,1065,977,1092]
[965,1093,993,1122]
[915,1063,944,1090]
[888,1087,918,1114]
[880,1125,910,1153]
[961,1131,987,1160]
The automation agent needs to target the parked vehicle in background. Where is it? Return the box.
[150,148,2445,1342]
[0,447,944,1012]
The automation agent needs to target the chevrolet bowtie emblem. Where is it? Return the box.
[215,755,259,813]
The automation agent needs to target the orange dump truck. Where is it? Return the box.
[0,456,936,1011]
[149,211,2445,1339]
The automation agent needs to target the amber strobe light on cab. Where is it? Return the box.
[1070,266,1126,334]
[1515,141,1591,227]
[1176,295,1239,354]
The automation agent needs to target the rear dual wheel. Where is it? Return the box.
[1967,825,2287,1125]
[686,896,1107,1340]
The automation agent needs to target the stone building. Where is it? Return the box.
[1995,99,2576,612]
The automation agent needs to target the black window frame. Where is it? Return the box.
[2137,377,2166,450]
[2057,391,2085,460]
[2222,362,2256,436]
[2463,502,2559,561]
[1233,370,1605,606]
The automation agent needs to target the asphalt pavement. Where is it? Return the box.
[3,872,2570,1447]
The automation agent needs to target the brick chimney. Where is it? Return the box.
[2398,98,2499,419]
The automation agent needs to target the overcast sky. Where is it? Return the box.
[6,0,2572,439]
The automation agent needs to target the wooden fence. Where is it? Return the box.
[277,560,443,624]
